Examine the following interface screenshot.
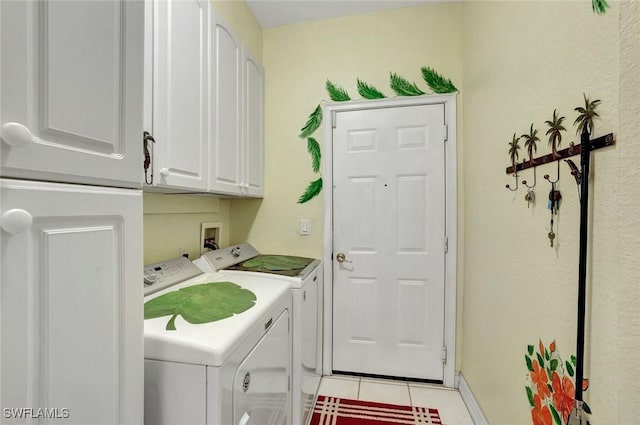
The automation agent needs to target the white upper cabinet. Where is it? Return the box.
[0,0,143,188]
[144,2,263,196]
[145,0,209,191]
[243,49,265,197]
[209,10,264,197]
[209,11,243,195]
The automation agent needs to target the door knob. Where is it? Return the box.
[2,122,33,148]
[160,168,170,177]
[336,252,352,263]
[2,209,33,234]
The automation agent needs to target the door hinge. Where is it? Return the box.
[332,111,337,129]
[444,236,449,253]
[442,346,448,364]
[443,124,448,142]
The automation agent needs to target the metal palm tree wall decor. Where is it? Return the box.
[297,66,458,204]
[521,124,540,207]
[545,109,567,159]
[574,94,601,136]
[504,94,614,245]
[522,124,540,166]
[510,95,612,425]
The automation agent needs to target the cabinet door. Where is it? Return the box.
[0,0,143,188]
[151,0,209,191]
[1,179,143,425]
[209,10,243,195]
[243,49,265,197]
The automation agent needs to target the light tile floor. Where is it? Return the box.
[317,375,474,425]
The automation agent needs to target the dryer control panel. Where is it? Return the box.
[201,243,260,271]
[143,256,203,296]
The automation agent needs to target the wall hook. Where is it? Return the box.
[543,160,561,184]
[565,159,581,186]
[522,167,537,207]
[506,172,519,191]
[522,167,537,189]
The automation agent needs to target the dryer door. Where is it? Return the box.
[233,310,290,425]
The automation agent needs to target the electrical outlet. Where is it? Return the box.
[179,248,189,258]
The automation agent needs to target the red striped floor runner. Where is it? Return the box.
[310,395,442,425]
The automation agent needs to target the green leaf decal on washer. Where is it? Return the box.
[242,255,308,271]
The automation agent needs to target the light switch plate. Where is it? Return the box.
[300,219,310,236]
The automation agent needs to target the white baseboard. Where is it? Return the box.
[456,372,489,425]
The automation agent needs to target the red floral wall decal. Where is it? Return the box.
[525,340,590,425]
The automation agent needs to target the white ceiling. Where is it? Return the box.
[246,0,443,29]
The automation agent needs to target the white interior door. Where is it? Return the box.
[332,104,447,381]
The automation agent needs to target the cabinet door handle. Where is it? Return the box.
[1,122,33,148]
[1,209,33,234]
[160,168,170,177]
[238,412,250,425]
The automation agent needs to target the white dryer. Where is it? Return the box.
[143,256,292,425]
[194,244,322,425]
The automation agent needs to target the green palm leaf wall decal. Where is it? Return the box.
[299,104,323,138]
[307,137,321,173]
[326,80,351,101]
[298,177,323,204]
[421,66,457,93]
[357,79,386,99]
[592,0,609,14]
[389,73,425,96]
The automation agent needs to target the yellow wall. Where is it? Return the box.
[143,0,263,265]
[211,0,262,61]
[616,4,640,423]
[235,2,463,257]
[143,193,231,264]
[461,1,639,423]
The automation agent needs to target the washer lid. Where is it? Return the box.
[143,271,290,367]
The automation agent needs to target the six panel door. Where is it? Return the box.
[332,104,447,381]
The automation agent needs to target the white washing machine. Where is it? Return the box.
[143,256,292,425]
[194,244,322,425]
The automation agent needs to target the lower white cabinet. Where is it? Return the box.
[0,179,143,425]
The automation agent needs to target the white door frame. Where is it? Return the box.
[322,94,458,388]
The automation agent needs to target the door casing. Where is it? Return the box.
[322,94,458,388]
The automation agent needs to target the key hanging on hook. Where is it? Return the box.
[548,188,557,248]
[548,183,562,215]
[524,188,535,208]
[544,160,562,215]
